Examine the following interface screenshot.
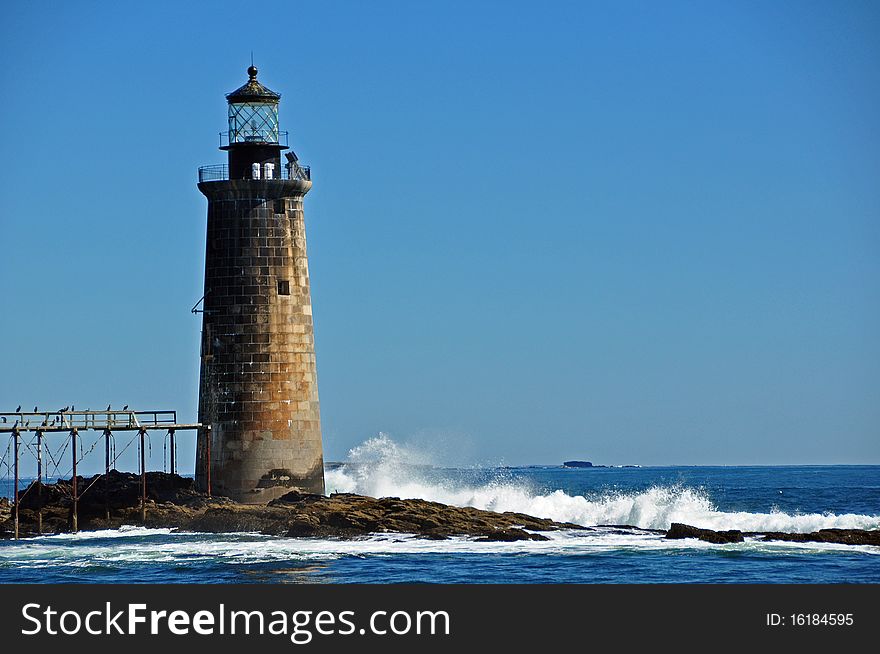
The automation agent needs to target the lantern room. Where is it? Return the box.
[220,65,289,181]
[226,65,281,144]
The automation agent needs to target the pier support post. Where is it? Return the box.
[104,429,111,520]
[139,427,147,523]
[71,427,78,533]
[36,430,43,534]
[13,427,19,540]
[169,429,176,476]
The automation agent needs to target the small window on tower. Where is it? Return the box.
[277,279,290,296]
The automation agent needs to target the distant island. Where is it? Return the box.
[562,461,641,469]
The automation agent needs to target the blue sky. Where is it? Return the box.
[1,0,878,475]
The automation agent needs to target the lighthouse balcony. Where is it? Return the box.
[198,162,311,183]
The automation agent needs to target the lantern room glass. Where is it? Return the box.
[228,101,279,144]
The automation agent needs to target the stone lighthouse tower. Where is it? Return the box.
[195,65,325,502]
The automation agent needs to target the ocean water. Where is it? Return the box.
[1,436,878,584]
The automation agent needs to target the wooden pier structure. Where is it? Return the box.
[0,409,206,540]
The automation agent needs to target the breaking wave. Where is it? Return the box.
[326,435,880,534]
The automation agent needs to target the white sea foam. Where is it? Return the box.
[326,434,880,534]
[3,526,878,571]
[38,526,178,540]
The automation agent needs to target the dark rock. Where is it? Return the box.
[474,529,549,542]
[599,524,665,535]
[665,524,880,547]
[758,529,880,547]
[563,460,593,468]
[269,490,325,505]
[17,470,202,515]
[666,523,744,544]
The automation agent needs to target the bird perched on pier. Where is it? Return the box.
[1,417,6,423]
[16,405,21,412]
[107,404,111,411]
[34,406,38,412]
[24,420,30,428]
[123,405,129,411]
[71,405,75,411]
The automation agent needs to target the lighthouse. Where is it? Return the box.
[195,66,325,502]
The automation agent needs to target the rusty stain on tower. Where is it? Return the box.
[195,65,325,502]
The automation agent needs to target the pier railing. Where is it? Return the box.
[0,410,187,433]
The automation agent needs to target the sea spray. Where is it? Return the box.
[327,435,880,533]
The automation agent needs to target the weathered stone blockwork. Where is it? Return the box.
[195,178,324,503]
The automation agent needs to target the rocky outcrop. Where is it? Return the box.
[665,522,745,543]
[1,472,584,542]
[666,523,880,547]
[18,469,204,512]
[756,529,880,547]
[271,491,569,541]
[3,475,878,547]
